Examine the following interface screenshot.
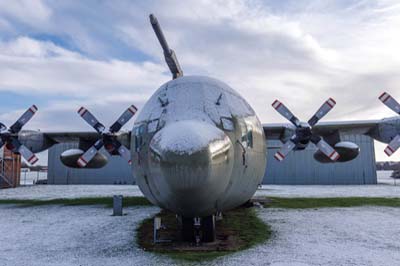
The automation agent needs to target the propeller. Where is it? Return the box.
[379,92,400,156]
[271,98,340,162]
[0,105,39,165]
[76,105,138,167]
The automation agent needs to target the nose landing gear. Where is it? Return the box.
[181,215,216,243]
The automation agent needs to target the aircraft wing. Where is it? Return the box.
[43,131,131,148]
[263,119,380,143]
[44,131,101,143]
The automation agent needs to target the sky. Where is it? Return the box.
[1,0,400,164]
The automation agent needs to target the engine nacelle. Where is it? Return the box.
[60,149,108,168]
[314,141,360,163]
[18,130,54,153]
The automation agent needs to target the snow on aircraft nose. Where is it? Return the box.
[149,120,234,217]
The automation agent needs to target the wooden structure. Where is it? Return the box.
[0,147,21,189]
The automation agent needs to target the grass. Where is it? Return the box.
[265,197,400,209]
[224,208,271,250]
[136,207,272,262]
[0,196,152,207]
[1,196,400,209]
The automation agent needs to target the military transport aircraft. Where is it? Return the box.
[2,14,400,242]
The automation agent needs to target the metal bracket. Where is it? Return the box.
[153,216,171,244]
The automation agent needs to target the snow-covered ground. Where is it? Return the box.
[0,170,399,200]
[0,205,164,266]
[0,185,143,200]
[256,171,400,198]
[255,184,400,198]
[1,171,399,200]
[1,205,399,266]
[239,207,400,266]
[1,171,399,265]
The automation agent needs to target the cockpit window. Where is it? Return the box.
[221,117,234,131]
[147,119,159,133]
[240,120,253,148]
[134,124,146,152]
[246,129,253,148]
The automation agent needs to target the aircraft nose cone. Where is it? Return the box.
[149,120,234,216]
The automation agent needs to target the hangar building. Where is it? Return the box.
[47,134,377,185]
[47,143,133,185]
[263,134,377,185]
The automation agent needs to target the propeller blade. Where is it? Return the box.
[117,144,132,164]
[77,139,104,167]
[274,139,297,161]
[311,137,340,161]
[10,138,38,165]
[77,107,105,133]
[109,105,138,133]
[19,145,39,165]
[308,98,336,127]
[9,105,38,133]
[383,134,400,156]
[379,92,400,114]
[272,100,300,127]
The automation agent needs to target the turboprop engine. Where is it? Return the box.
[18,130,54,153]
[60,149,108,168]
[314,141,360,163]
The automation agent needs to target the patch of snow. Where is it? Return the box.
[61,149,83,156]
[134,75,255,128]
[0,205,168,266]
[256,184,400,198]
[3,174,400,201]
[1,205,399,265]
[150,120,226,155]
[256,171,400,198]
[335,141,359,149]
[223,207,400,266]
[0,185,143,200]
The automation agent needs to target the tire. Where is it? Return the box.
[201,215,216,242]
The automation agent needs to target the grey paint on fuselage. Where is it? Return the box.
[131,76,266,217]
[370,116,400,143]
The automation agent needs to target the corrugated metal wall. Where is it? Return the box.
[263,134,377,185]
[47,143,133,184]
[48,135,377,185]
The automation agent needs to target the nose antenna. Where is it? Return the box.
[149,14,183,79]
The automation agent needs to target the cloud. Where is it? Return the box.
[0,0,51,25]
[1,0,400,161]
[0,37,169,97]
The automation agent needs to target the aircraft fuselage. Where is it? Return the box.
[131,76,266,217]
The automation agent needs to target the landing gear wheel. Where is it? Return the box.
[201,215,216,242]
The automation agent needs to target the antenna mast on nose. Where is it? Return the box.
[149,14,183,79]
